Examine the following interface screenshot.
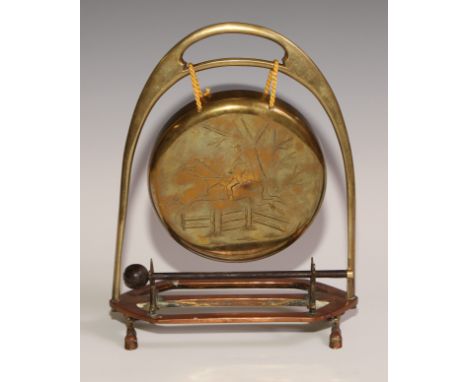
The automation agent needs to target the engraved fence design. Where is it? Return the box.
[181,206,288,236]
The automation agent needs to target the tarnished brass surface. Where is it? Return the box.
[149,91,325,261]
[112,23,356,300]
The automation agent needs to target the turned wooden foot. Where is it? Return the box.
[329,317,342,349]
[124,317,138,350]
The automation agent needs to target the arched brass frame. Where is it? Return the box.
[111,22,356,302]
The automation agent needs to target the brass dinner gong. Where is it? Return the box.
[110,22,357,351]
[149,90,326,262]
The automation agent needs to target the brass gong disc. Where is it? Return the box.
[149,90,326,261]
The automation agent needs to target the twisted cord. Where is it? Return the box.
[263,60,279,108]
[189,60,278,111]
[188,63,210,112]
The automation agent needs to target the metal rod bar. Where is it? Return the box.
[148,259,157,315]
[158,294,309,308]
[308,258,316,312]
[149,270,347,280]
[134,293,334,309]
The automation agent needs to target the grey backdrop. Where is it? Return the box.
[81,0,387,381]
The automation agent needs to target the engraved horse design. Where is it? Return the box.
[177,117,292,237]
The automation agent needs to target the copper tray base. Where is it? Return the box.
[110,279,357,350]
